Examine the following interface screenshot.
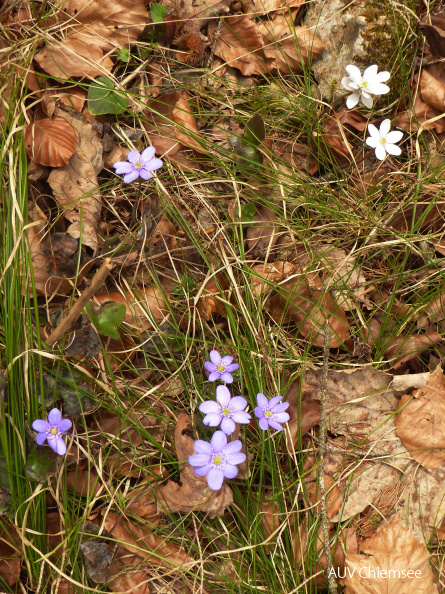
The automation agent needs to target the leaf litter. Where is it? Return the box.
[3,0,445,590]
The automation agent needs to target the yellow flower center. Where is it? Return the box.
[265,410,272,418]
[380,137,387,144]
[50,427,58,434]
[135,161,141,168]
[361,80,368,88]
[222,408,230,416]
[213,456,222,465]
[217,365,224,372]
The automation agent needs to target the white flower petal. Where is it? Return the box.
[341,76,355,91]
[375,144,387,161]
[345,64,362,81]
[368,83,390,95]
[361,93,373,109]
[376,71,390,83]
[366,136,378,148]
[367,123,380,139]
[346,93,359,109]
[385,130,403,144]
[379,119,391,137]
[363,64,378,80]
[384,143,402,156]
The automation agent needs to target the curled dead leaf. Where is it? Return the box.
[384,331,442,370]
[24,117,76,167]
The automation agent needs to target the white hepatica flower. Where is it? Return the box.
[342,64,390,109]
[365,119,403,160]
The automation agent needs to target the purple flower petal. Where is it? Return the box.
[258,417,270,431]
[36,432,47,445]
[254,407,264,419]
[224,440,242,454]
[256,393,268,409]
[48,434,66,455]
[226,363,239,372]
[113,162,134,174]
[220,372,234,384]
[32,419,49,432]
[231,411,251,424]
[269,395,283,409]
[199,400,220,414]
[204,361,214,373]
[123,170,140,184]
[230,396,247,411]
[220,417,236,435]
[203,412,223,427]
[273,412,290,423]
[223,464,239,479]
[221,356,233,365]
[210,431,227,452]
[48,409,62,424]
[207,467,224,490]
[58,419,72,432]
[209,350,221,364]
[216,385,231,407]
[189,454,211,467]
[273,402,290,413]
[268,420,284,432]
[127,150,141,164]
[139,169,153,181]
[141,146,156,161]
[208,371,221,382]
[225,451,246,465]
[144,158,163,171]
[193,464,211,477]
[193,440,213,455]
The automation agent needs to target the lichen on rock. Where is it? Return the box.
[304,0,417,105]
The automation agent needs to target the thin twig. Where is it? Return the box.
[46,258,114,347]
[319,324,337,594]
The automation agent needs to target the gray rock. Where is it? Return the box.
[304,0,416,103]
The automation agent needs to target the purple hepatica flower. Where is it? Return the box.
[204,350,239,383]
[189,430,246,491]
[113,147,163,184]
[255,394,290,432]
[32,408,72,455]
[199,385,251,435]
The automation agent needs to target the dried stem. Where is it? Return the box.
[319,324,337,594]
[46,258,114,347]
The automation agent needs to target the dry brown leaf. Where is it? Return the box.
[108,550,149,594]
[0,525,21,587]
[54,0,148,52]
[420,66,445,112]
[343,517,438,593]
[261,21,325,76]
[397,76,445,134]
[65,468,102,497]
[102,511,193,569]
[418,286,445,329]
[197,273,229,319]
[35,38,113,80]
[242,0,304,14]
[94,284,169,332]
[26,224,51,295]
[47,110,103,252]
[273,139,318,175]
[384,332,442,370]
[210,16,268,76]
[285,378,320,450]
[396,365,445,471]
[157,413,234,517]
[94,407,159,448]
[419,13,445,57]
[24,117,76,167]
[246,206,279,257]
[317,245,370,311]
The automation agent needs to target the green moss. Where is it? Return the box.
[360,0,417,105]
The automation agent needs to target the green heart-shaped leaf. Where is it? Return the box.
[86,301,126,340]
[87,77,128,116]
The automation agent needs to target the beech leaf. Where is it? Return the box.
[24,117,76,167]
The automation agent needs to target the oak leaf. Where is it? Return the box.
[343,517,438,593]
[157,413,234,517]
[24,117,76,167]
[396,365,445,471]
